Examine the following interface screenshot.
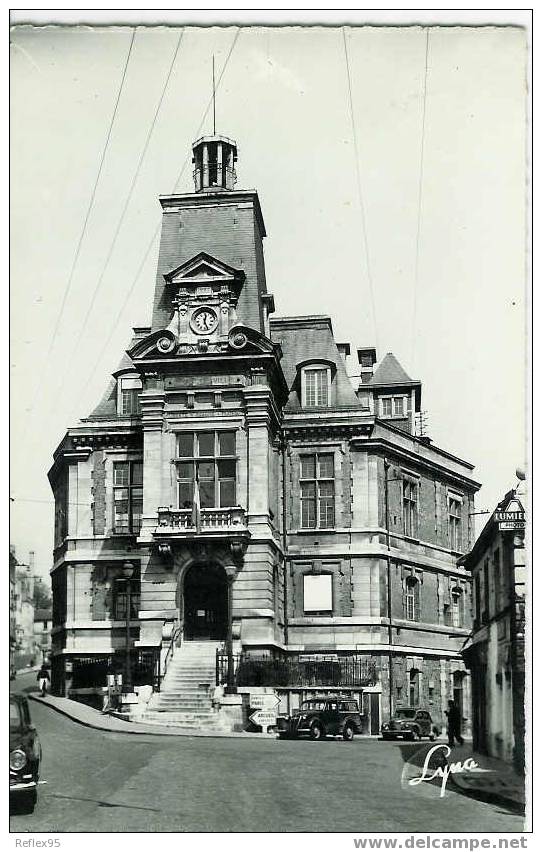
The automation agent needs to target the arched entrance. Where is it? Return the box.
[183,563,228,641]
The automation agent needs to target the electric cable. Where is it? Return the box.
[410,28,430,369]
[25,28,136,418]
[342,27,379,352]
[65,28,241,424]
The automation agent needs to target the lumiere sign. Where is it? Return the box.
[494,497,525,531]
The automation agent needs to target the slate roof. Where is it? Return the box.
[86,335,141,420]
[369,352,416,386]
[270,315,360,409]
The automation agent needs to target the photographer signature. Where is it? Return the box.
[408,744,491,798]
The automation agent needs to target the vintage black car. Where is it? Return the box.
[277,696,363,741]
[381,707,437,741]
[10,694,42,811]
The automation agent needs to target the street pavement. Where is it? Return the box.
[10,671,525,833]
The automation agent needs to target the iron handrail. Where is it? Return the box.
[162,625,183,683]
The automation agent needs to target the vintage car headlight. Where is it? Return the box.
[10,749,27,771]
[382,723,389,730]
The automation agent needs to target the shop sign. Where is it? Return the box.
[495,510,525,531]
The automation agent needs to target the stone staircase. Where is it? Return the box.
[143,640,228,732]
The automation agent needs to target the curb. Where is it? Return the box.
[27,694,276,740]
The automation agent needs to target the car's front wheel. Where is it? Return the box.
[343,723,355,741]
[310,721,324,740]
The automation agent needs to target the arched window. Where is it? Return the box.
[405,577,420,621]
[451,587,465,628]
[301,365,331,407]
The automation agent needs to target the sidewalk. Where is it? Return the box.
[28,693,276,739]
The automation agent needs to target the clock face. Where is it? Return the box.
[191,307,218,334]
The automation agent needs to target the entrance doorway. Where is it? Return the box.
[183,564,228,641]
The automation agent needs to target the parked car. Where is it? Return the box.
[10,694,42,811]
[277,696,363,741]
[381,707,438,741]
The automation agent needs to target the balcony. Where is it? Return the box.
[154,506,250,551]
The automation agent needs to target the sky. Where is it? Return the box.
[10,23,527,582]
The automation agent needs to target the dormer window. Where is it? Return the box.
[117,376,142,416]
[301,366,331,407]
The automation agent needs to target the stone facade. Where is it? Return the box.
[461,481,526,770]
[49,134,479,732]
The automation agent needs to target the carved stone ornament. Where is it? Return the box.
[157,335,176,354]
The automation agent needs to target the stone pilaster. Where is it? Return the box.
[139,389,166,541]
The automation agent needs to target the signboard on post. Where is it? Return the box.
[249,709,278,733]
[249,693,280,732]
[250,694,280,711]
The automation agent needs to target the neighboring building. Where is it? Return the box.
[49,133,480,732]
[33,609,53,663]
[10,547,17,671]
[461,476,526,771]
[11,548,36,667]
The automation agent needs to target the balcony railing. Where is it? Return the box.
[156,506,248,534]
[216,652,378,688]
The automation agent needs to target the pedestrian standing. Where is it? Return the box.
[37,664,50,697]
[445,699,464,747]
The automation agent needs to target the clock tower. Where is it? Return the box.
[129,132,287,664]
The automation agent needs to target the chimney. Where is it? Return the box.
[337,342,351,362]
[357,347,377,384]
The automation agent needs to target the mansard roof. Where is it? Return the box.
[270,315,360,409]
[87,334,141,420]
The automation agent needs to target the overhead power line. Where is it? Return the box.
[410,28,430,368]
[26,28,136,417]
[342,27,379,352]
[65,28,241,425]
[58,27,185,395]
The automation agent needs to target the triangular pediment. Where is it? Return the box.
[164,252,244,286]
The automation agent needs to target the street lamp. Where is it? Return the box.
[122,562,135,693]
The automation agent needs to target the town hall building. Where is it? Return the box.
[49,132,480,734]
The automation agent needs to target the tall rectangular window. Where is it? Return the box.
[303,368,329,407]
[404,577,420,621]
[113,575,141,620]
[403,479,418,538]
[118,377,142,416]
[300,453,335,529]
[176,431,236,509]
[121,389,141,415]
[382,398,393,417]
[113,461,143,534]
[449,497,462,551]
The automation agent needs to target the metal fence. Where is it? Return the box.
[216,652,377,688]
[71,649,160,690]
